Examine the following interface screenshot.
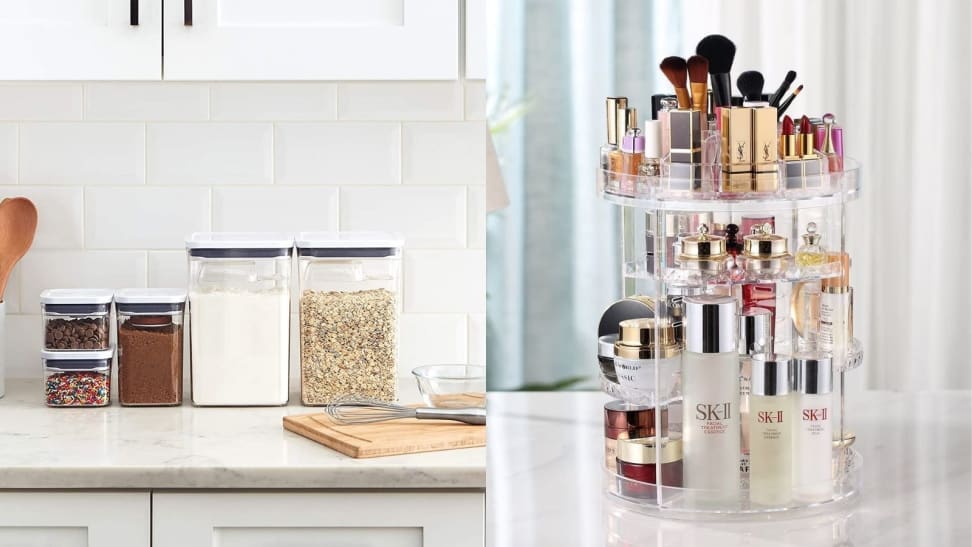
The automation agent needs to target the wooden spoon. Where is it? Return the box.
[0,197,38,302]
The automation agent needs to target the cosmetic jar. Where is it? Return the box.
[604,400,667,473]
[616,437,683,499]
[677,224,728,273]
[741,223,790,274]
[613,318,681,398]
[597,297,655,382]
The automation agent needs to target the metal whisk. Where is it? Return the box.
[325,397,486,426]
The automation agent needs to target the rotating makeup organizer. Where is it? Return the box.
[596,90,862,518]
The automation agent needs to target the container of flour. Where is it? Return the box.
[186,233,294,406]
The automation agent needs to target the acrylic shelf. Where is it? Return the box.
[603,448,862,520]
[598,158,861,213]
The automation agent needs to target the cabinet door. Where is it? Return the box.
[0,0,161,80]
[465,0,486,79]
[0,492,150,547]
[153,491,484,547]
[163,0,458,80]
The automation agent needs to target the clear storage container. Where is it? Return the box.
[186,233,294,406]
[40,289,112,351]
[296,232,403,405]
[115,288,186,406]
[43,348,114,407]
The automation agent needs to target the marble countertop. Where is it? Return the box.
[488,389,971,547]
[0,379,485,490]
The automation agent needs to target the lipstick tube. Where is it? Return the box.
[752,106,779,192]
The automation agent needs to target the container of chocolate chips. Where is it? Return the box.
[40,289,112,351]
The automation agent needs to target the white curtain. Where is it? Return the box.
[488,0,972,391]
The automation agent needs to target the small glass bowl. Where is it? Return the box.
[412,365,486,408]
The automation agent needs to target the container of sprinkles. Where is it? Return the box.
[42,348,113,407]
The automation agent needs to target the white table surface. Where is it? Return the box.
[487,389,971,546]
[0,378,485,489]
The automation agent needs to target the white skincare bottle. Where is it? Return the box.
[819,253,851,363]
[749,354,795,507]
[682,295,740,504]
[738,308,773,472]
[793,353,834,503]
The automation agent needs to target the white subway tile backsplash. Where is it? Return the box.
[464,81,486,120]
[84,83,210,121]
[0,84,82,121]
[85,187,210,249]
[468,313,485,366]
[20,123,145,185]
[19,251,147,313]
[403,250,485,313]
[399,313,468,375]
[338,82,461,121]
[148,251,189,289]
[147,123,273,185]
[212,83,337,121]
[2,264,21,313]
[467,186,485,249]
[275,123,400,185]
[403,122,485,185]
[341,186,465,248]
[4,314,40,378]
[0,186,83,249]
[0,124,17,184]
[213,186,338,232]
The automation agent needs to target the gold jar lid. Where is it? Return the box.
[617,436,682,464]
[742,223,790,259]
[614,318,680,359]
[678,224,727,261]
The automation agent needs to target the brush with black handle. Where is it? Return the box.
[696,34,736,108]
[768,70,797,107]
[736,70,765,104]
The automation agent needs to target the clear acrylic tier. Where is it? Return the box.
[598,158,862,518]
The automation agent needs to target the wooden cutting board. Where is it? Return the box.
[283,411,486,458]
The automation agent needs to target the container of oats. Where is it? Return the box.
[296,232,403,405]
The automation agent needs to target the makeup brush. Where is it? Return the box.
[695,34,736,108]
[687,55,709,117]
[736,71,764,103]
[768,70,797,107]
[659,56,691,109]
[777,84,804,117]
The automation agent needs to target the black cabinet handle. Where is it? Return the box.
[130,0,138,25]
[184,0,193,26]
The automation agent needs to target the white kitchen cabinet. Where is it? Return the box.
[153,491,485,547]
[163,0,459,80]
[0,492,150,547]
[0,0,161,80]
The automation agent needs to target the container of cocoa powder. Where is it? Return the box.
[40,289,113,351]
[114,289,186,406]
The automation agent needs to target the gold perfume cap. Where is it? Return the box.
[617,437,682,465]
[801,222,822,246]
[743,223,789,258]
[614,318,680,359]
[678,224,727,260]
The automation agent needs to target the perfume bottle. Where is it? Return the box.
[793,353,834,503]
[600,97,627,171]
[749,353,795,507]
[821,114,843,173]
[619,128,645,195]
[796,222,827,266]
[609,108,637,182]
[682,295,740,504]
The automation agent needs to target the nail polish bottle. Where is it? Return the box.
[609,107,636,184]
[749,353,795,507]
[793,353,834,503]
[639,120,662,178]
